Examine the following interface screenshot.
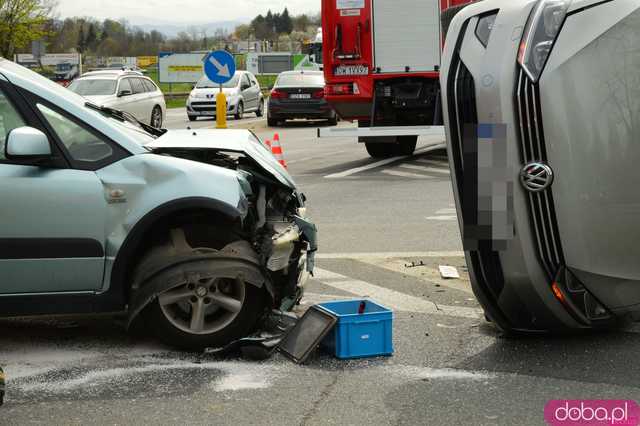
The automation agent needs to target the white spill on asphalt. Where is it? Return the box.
[387,365,493,381]
[6,353,278,396]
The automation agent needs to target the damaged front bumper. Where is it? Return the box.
[262,213,318,311]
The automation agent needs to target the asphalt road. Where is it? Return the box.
[2,110,640,425]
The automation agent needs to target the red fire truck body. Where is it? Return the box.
[321,0,474,157]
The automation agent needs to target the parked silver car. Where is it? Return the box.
[442,0,640,333]
[187,71,264,121]
[0,59,316,350]
[68,69,166,128]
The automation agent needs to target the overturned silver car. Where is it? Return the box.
[0,59,316,350]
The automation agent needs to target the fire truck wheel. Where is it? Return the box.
[396,136,417,156]
[365,142,396,158]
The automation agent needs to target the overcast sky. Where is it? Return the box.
[55,0,319,24]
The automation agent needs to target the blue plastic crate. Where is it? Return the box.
[317,299,393,359]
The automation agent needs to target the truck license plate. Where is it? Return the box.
[290,93,311,99]
[334,65,369,76]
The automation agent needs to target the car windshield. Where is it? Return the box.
[275,73,324,88]
[68,79,117,96]
[196,74,240,89]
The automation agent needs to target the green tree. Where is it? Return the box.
[85,23,97,51]
[77,24,86,53]
[234,24,251,40]
[292,14,311,32]
[279,8,293,34]
[0,0,52,58]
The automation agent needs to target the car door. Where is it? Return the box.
[0,81,114,294]
[249,73,262,111]
[116,77,136,117]
[129,78,150,121]
[142,79,163,116]
[240,74,256,111]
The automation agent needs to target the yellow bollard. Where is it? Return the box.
[216,86,227,129]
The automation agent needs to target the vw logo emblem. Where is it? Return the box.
[520,162,554,192]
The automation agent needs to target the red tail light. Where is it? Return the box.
[312,89,325,99]
[270,89,287,99]
[325,83,354,96]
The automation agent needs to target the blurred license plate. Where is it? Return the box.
[334,65,369,76]
[290,93,311,99]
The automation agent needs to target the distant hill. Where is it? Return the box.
[130,19,248,37]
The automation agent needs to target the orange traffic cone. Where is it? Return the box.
[265,139,272,149]
[271,133,287,169]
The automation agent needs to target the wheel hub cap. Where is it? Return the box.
[195,286,208,298]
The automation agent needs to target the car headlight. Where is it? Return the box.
[475,11,498,47]
[517,0,572,82]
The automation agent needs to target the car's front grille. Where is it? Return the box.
[190,101,216,111]
[514,69,564,280]
[446,20,506,301]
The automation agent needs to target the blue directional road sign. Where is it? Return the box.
[203,50,236,85]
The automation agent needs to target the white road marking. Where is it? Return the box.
[400,164,450,175]
[415,158,450,167]
[315,251,464,259]
[300,292,349,302]
[324,143,443,178]
[426,216,458,221]
[287,150,348,165]
[436,208,457,214]
[398,164,430,171]
[381,169,432,179]
[313,268,481,319]
[355,257,473,294]
[326,155,407,179]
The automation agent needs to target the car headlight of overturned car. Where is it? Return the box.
[518,0,572,82]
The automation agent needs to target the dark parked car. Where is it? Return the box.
[267,70,337,126]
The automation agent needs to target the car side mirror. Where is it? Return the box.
[118,89,132,97]
[5,127,52,160]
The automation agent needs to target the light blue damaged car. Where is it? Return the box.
[0,59,317,350]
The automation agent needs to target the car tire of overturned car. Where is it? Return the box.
[132,227,266,351]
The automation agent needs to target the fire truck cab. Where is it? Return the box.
[321,0,474,157]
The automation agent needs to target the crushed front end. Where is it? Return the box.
[148,129,317,312]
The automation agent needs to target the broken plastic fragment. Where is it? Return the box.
[439,265,460,279]
[294,215,318,274]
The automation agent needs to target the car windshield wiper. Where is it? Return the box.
[85,102,167,138]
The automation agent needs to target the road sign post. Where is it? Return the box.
[203,50,236,129]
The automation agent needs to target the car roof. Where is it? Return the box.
[81,70,144,78]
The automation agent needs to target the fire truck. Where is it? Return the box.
[320,0,475,157]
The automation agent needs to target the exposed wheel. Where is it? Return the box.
[135,229,266,351]
[327,112,338,126]
[255,99,264,117]
[365,142,396,158]
[151,106,163,128]
[396,136,417,156]
[234,102,244,120]
[267,116,278,127]
[188,115,197,122]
